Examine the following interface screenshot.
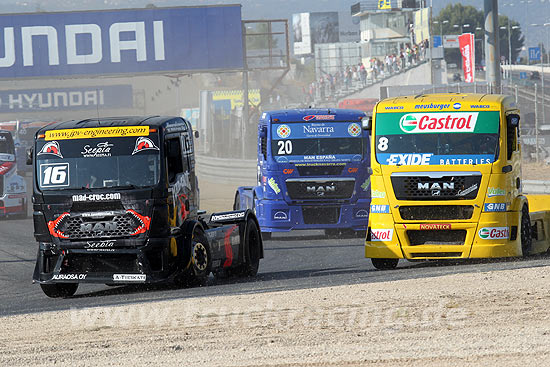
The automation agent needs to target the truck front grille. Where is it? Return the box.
[399,205,474,220]
[391,173,482,201]
[58,212,145,240]
[302,206,340,224]
[286,178,355,200]
[407,230,467,246]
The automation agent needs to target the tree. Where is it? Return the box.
[245,22,278,51]
[433,4,524,66]
[498,15,524,64]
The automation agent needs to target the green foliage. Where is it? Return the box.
[245,23,279,50]
[433,4,524,64]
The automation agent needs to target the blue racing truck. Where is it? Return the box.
[234,109,371,239]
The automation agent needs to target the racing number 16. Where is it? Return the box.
[41,163,69,187]
[277,140,293,155]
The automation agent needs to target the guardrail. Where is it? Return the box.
[524,180,550,194]
[195,155,257,185]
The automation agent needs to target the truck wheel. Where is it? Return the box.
[186,228,211,286]
[40,283,78,298]
[371,258,399,270]
[233,192,241,210]
[521,205,532,256]
[236,219,262,277]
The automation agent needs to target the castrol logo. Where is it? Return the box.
[478,227,509,240]
[399,112,478,133]
[370,229,393,241]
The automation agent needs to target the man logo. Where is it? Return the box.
[132,137,159,155]
[418,182,455,191]
[273,211,288,220]
[306,185,335,196]
[80,221,117,233]
[38,141,63,158]
[399,115,418,133]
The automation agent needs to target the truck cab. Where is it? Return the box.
[31,116,263,297]
[0,129,27,218]
[365,93,550,269]
[235,108,371,237]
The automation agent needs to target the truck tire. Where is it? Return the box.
[371,258,399,270]
[188,228,211,286]
[236,218,262,277]
[40,283,78,298]
[521,205,532,256]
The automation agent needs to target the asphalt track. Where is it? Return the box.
[3,214,550,317]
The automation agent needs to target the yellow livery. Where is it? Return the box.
[365,93,550,269]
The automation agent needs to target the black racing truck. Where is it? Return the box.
[29,116,263,298]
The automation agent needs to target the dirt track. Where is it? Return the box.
[2,265,550,366]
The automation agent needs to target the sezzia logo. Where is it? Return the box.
[399,112,478,133]
[479,227,509,240]
[370,229,393,241]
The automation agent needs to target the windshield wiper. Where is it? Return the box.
[109,184,140,190]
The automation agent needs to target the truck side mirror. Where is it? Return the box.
[26,147,33,166]
[507,114,520,128]
[362,116,372,130]
[259,126,267,138]
[194,130,199,139]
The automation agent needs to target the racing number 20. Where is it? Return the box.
[277,140,293,155]
[41,163,70,187]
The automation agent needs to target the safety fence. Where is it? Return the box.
[195,155,257,185]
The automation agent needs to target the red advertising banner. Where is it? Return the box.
[459,33,475,83]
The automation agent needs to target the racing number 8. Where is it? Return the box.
[377,137,389,151]
[277,140,293,155]
[43,165,68,185]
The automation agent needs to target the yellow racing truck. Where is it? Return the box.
[365,93,550,269]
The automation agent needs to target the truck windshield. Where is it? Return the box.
[375,111,500,165]
[0,132,15,161]
[271,121,365,163]
[36,134,161,190]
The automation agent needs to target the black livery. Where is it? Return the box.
[30,116,263,298]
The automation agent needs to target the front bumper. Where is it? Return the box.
[365,211,522,260]
[256,199,370,232]
[33,237,181,284]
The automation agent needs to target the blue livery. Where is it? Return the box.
[235,109,371,237]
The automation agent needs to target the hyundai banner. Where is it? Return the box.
[459,33,475,83]
[0,85,132,112]
[0,6,244,79]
